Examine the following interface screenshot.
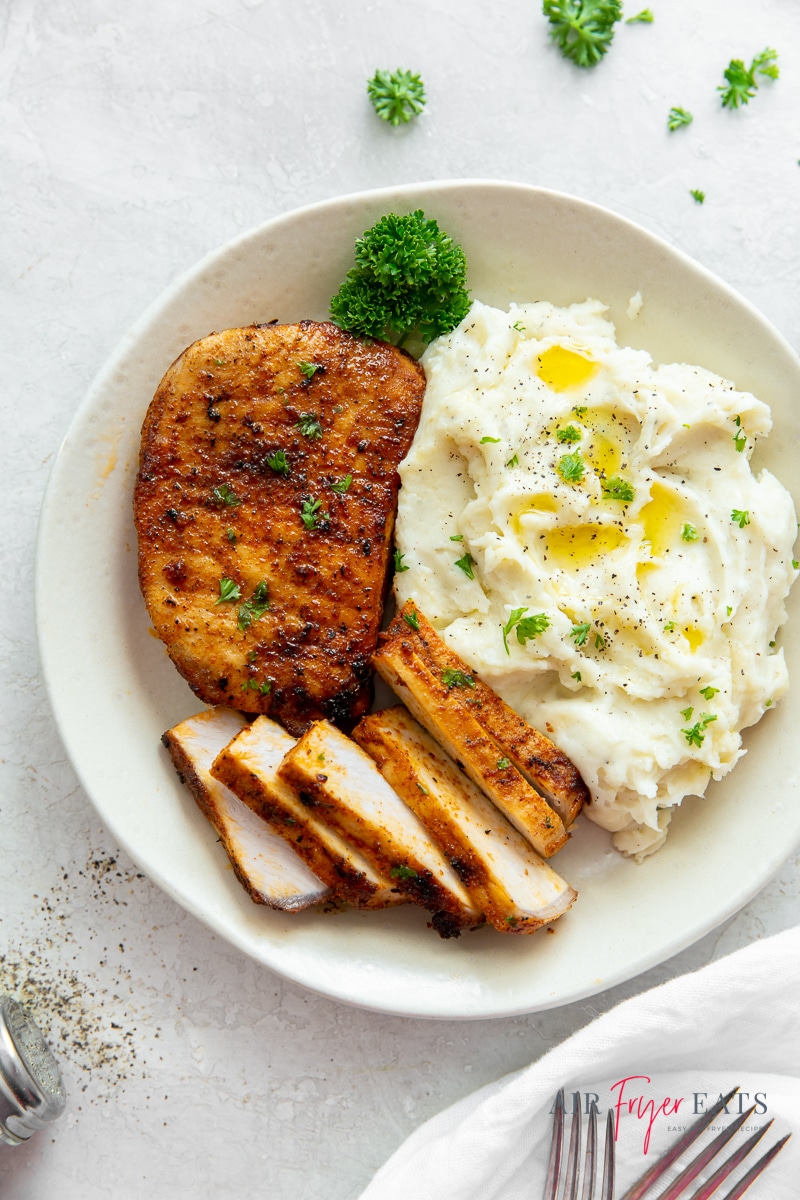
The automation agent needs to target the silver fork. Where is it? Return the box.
[619,1086,791,1200]
[543,1089,615,1200]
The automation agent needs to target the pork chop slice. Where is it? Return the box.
[135,321,425,735]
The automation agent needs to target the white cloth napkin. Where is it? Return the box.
[357,925,800,1198]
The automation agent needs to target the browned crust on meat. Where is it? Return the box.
[372,632,569,858]
[135,321,425,736]
[384,603,589,826]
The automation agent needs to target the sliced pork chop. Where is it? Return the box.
[135,321,426,735]
[354,706,577,934]
[211,715,403,910]
[162,707,330,910]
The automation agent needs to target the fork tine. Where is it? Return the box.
[601,1109,615,1200]
[656,1107,756,1200]
[619,1086,740,1200]
[564,1093,583,1200]
[715,1134,791,1200]
[580,1104,598,1200]
[687,1120,773,1200]
[543,1089,565,1200]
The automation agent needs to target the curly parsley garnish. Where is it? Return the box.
[454,552,476,579]
[542,0,623,68]
[731,509,750,529]
[297,413,323,439]
[237,581,270,631]
[681,523,699,542]
[441,668,475,690]
[601,475,635,502]
[557,450,586,483]
[690,189,705,204]
[367,69,426,126]
[570,622,591,646]
[266,449,290,476]
[718,48,779,109]
[700,685,720,701]
[298,360,323,380]
[216,577,241,605]
[668,106,693,131]
[211,482,242,508]
[300,497,329,531]
[330,474,352,494]
[682,713,717,748]
[557,424,582,444]
[502,608,551,654]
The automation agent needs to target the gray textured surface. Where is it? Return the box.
[1,1,799,1195]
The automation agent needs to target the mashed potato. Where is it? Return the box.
[394,300,798,858]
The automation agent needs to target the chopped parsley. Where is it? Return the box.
[570,622,591,646]
[393,550,409,573]
[557,424,582,443]
[225,527,237,544]
[700,685,720,701]
[441,668,475,690]
[480,436,501,444]
[390,864,419,880]
[242,678,272,696]
[216,577,241,605]
[330,474,352,494]
[211,482,242,508]
[626,8,653,22]
[680,706,694,721]
[450,533,464,541]
[681,523,699,542]
[502,607,551,654]
[497,757,511,770]
[668,106,693,131]
[602,475,635,502]
[571,670,582,682]
[682,713,717,748]
[731,509,750,529]
[454,552,476,579]
[718,48,779,109]
[298,360,323,379]
[506,452,520,468]
[297,413,323,439]
[573,405,587,417]
[690,189,705,204]
[403,608,420,631]
[237,581,270,631]
[664,620,676,632]
[300,496,329,531]
[266,449,290,476]
[512,321,526,332]
[733,418,747,452]
[367,69,426,126]
[557,450,585,483]
[542,0,623,68]
[594,631,606,650]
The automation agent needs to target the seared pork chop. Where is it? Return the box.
[135,321,426,735]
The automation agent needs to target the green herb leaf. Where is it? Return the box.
[216,577,242,605]
[225,527,237,544]
[297,413,323,439]
[454,552,476,579]
[557,424,582,444]
[390,864,419,880]
[681,523,699,542]
[700,685,719,701]
[731,509,750,529]
[300,496,329,531]
[237,581,270,631]
[497,757,511,770]
[512,321,526,332]
[682,712,717,747]
[602,475,635,502]
[450,533,464,541]
[668,106,693,131]
[394,550,409,573]
[211,483,242,508]
[403,608,420,630]
[502,608,551,653]
[266,449,290,476]
[690,188,705,204]
[571,670,582,681]
[506,452,520,468]
[570,622,591,646]
[542,0,623,68]
[330,473,352,494]
[733,427,747,452]
[242,678,272,696]
[329,210,470,348]
[298,360,323,379]
[718,47,779,109]
[594,631,606,650]
[626,8,653,22]
[441,668,475,690]
[557,450,586,483]
[367,68,426,126]
[480,436,501,444]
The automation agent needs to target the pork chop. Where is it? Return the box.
[134,321,426,735]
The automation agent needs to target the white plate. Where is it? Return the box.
[36,181,800,1019]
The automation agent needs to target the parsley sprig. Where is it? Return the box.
[367,69,426,126]
[668,106,693,131]
[237,581,270,631]
[329,210,470,349]
[502,608,551,654]
[718,48,779,109]
[542,0,623,69]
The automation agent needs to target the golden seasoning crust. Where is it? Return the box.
[135,321,426,736]
[210,719,402,910]
[387,603,589,826]
[372,634,569,858]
